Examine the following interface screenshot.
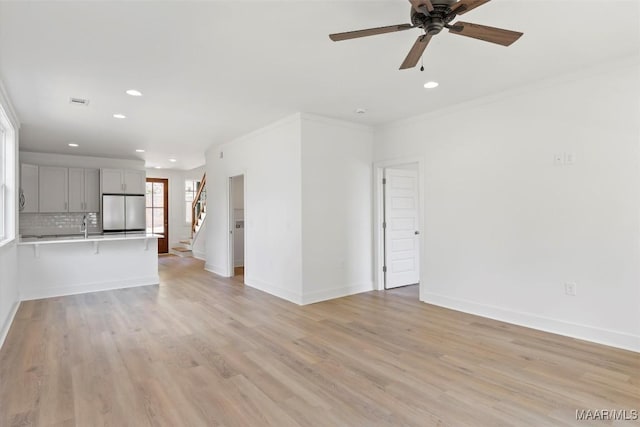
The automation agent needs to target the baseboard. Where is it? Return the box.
[244,276,302,305]
[0,300,20,350]
[422,292,640,353]
[192,250,206,261]
[301,282,373,305]
[170,249,192,258]
[20,276,160,301]
[204,263,228,277]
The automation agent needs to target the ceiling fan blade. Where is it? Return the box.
[399,34,432,70]
[409,0,434,14]
[448,21,523,46]
[450,0,491,15]
[329,24,414,41]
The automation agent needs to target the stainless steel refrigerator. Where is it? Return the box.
[102,194,146,232]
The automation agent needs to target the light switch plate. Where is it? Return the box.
[564,282,577,296]
[564,152,576,165]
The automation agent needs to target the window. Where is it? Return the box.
[0,101,16,246]
[185,180,200,224]
[146,180,166,234]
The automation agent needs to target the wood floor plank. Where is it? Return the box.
[1,255,638,426]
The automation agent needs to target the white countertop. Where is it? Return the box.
[19,233,163,245]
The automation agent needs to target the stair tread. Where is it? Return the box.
[171,247,192,252]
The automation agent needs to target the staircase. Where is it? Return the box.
[171,173,206,257]
[172,239,194,257]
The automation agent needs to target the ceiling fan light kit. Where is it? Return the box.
[329,0,523,70]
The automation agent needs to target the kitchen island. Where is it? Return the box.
[18,233,161,300]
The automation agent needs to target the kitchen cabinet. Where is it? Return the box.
[101,168,146,194]
[68,168,84,212]
[124,170,146,194]
[101,168,123,194]
[84,169,100,212]
[20,164,39,213]
[39,166,68,213]
[69,168,100,212]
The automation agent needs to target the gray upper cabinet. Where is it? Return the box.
[101,168,146,194]
[84,169,100,212]
[20,163,39,213]
[69,168,100,212]
[39,166,68,213]
[68,168,85,212]
[101,168,124,193]
[124,170,146,194]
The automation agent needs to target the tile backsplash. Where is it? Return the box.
[20,212,101,237]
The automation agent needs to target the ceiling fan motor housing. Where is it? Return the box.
[411,3,456,35]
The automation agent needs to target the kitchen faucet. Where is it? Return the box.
[81,214,88,239]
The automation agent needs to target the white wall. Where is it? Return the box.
[205,114,303,303]
[0,81,20,348]
[191,216,207,260]
[0,240,19,347]
[300,114,374,304]
[374,60,640,351]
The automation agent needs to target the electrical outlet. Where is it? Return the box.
[554,153,564,166]
[564,282,577,296]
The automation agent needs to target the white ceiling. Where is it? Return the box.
[0,0,638,170]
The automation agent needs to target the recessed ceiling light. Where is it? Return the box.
[169,158,177,163]
[68,143,79,147]
[154,166,162,169]
[113,113,127,119]
[126,89,143,97]
[424,81,439,89]
[355,108,366,114]
[136,149,145,153]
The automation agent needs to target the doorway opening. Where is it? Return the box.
[229,175,245,282]
[146,178,169,254]
[374,160,423,294]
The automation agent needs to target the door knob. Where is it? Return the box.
[414,231,420,235]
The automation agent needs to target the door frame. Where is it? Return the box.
[146,177,169,254]
[227,173,246,279]
[373,157,425,292]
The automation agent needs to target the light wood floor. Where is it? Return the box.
[1,256,638,426]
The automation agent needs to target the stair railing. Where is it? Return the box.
[191,173,206,236]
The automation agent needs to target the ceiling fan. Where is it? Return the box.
[329,0,523,70]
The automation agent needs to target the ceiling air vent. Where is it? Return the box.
[69,97,90,106]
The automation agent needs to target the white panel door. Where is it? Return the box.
[68,168,85,212]
[384,168,420,289]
